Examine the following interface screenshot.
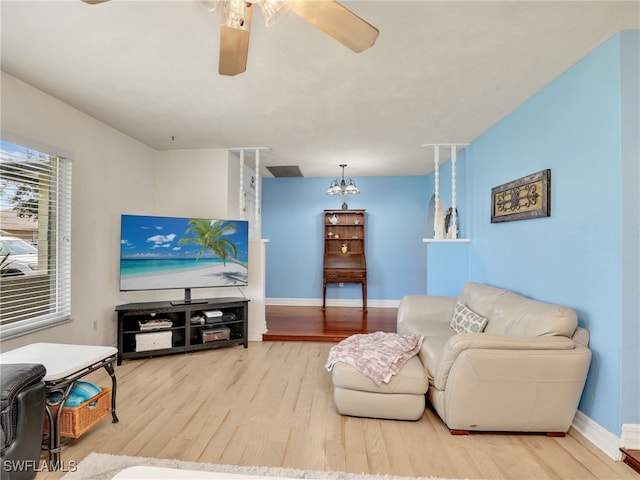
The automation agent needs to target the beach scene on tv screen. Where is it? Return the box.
[120,215,249,291]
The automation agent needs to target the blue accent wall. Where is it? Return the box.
[262,175,439,301]
[262,30,639,437]
[620,30,640,426]
[460,31,638,434]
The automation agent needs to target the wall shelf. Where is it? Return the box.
[422,238,471,243]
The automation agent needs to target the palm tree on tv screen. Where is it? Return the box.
[178,219,244,267]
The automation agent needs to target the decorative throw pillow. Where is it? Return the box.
[450,301,489,333]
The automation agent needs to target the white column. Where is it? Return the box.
[229,147,269,237]
[254,149,261,239]
[239,150,245,219]
[450,145,457,239]
[423,143,468,240]
[433,146,443,239]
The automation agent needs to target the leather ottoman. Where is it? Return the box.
[331,355,428,421]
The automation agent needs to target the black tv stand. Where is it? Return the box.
[115,297,249,365]
[170,288,208,306]
[170,299,208,306]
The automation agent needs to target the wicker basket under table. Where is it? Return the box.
[43,387,112,438]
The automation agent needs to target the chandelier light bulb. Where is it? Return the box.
[199,0,219,12]
[259,0,290,27]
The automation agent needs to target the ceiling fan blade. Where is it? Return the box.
[287,0,378,53]
[81,0,111,4]
[219,3,253,76]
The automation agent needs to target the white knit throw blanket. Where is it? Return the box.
[325,331,424,386]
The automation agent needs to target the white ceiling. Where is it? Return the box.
[1,1,638,178]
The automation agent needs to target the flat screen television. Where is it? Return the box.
[119,214,249,305]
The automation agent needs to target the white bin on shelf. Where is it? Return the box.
[135,330,172,352]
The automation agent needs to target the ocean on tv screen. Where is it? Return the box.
[119,214,249,291]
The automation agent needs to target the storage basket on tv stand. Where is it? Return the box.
[43,387,112,438]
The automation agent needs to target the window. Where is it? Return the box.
[0,140,72,339]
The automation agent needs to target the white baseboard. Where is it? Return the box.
[572,413,640,459]
[572,411,622,460]
[265,297,400,308]
[265,297,322,307]
[623,423,640,449]
[247,330,264,342]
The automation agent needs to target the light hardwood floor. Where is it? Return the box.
[37,341,636,480]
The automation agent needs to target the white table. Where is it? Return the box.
[0,342,119,469]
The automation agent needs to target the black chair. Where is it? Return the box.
[1,363,47,480]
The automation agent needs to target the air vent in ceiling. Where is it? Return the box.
[266,165,303,177]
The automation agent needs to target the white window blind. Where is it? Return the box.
[0,140,72,340]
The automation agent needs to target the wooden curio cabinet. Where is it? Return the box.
[323,209,367,311]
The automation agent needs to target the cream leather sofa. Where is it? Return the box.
[397,281,591,434]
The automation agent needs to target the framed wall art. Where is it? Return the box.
[491,169,551,223]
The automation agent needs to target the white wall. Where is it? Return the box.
[152,149,267,340]
[1,74,268,350]
[1,72,156,350]
[154,149,231,219]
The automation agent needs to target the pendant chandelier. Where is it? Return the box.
[326,164,360,196]
[326,164,359,209]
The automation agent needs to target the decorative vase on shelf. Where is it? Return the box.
[433,198,444,239]
[444,207,460,239]
[341,244,348,254]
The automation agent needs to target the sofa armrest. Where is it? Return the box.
[0,364,46,412]
[433,334,579,390]
[397,295,457,334]
[1,363,46,456]
[572,326,590,347]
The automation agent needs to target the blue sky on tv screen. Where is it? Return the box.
[120,215,249,261]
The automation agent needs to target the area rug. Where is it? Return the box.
[62,453,461,480]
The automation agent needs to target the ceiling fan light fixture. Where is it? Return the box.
[222,0,250,30]
[199,0,220,12]
[82,0,379,76]
[258,0,290,27]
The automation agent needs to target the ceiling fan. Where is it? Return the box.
[81,0,379,76]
